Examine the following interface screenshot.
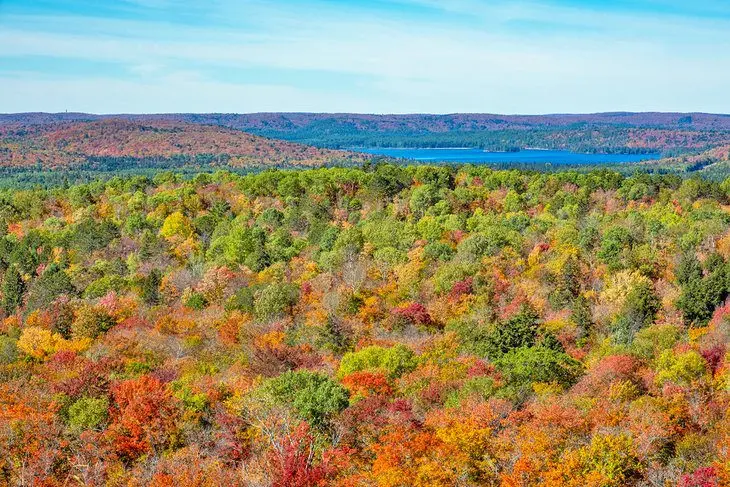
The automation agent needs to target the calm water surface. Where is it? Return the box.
[356,148,661,165]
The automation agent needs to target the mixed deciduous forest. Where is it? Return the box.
[0,120,363,170]
[3,114,730,184]
[5,112,730,152]
[0,113,730,155]
[0,164,729,486]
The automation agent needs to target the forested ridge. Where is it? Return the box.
[0,119,363,170]
[7,112,730,131]
[4,112,730,154]
[3,116,730,191]
[0,165,729,486]
[3,115,730,187]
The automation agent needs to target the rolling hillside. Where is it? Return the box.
[5,111,730,130]
[0,119,364,170]
[3,113,730,181]
[3,112,730,154]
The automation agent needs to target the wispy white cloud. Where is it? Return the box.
[0,74,374,113]
[1,0,729,113]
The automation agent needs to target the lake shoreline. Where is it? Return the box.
[355,148,662,165]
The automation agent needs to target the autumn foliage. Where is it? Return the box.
[0,164,728,485]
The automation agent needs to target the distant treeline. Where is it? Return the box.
[1,157,729,190]
[247,126,678,154]
[0,156,363,189]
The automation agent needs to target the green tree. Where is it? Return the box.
[139,269,162,306]
[612,280,660,344]
[67,396,109,431]
[259,370,349,426]
[369,164,410,199]
[597,226,632,271]
[0,335,18,364]
[572,295,593,341]
[316,317,352,355]
[225,286,256,313]
[254,282,299,322]
[550,256,582,309]
[26,264,76,312]
[416,216,443,242]
[409,184,440,219]
[258,208,284,229]
[484,304,539,359]
[676,260,728,327]
[495,346,583,389]
[338,344,417,379]
[68,218,120,254]
[675,253,702,286]
[224,224,270,271]
[2,265,25,315]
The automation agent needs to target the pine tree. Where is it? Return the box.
[572,295,593,341]
[140,269,162,306]
[550,256,582,308]
[2,265,25,315]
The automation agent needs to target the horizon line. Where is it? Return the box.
[3,110,730,117]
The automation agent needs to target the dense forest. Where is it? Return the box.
[243,126,727,153]
[0,164,729,486]
[0,120,363,170]
[2,116,730,189]
[4,113,730,154]
[7,112,730,131]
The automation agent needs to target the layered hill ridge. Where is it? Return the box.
[3,113,730,178]
[4,111,730,130]
[0,119,363,170]
[639,143,730,174]
[4,112,730,154]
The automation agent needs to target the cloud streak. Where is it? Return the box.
[1,0,729,113]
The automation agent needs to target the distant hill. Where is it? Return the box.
[4,112,730,154]
[0,119,364,170]
[637,143,730,176]
[4,111,730,130]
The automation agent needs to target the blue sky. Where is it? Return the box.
[1,0,729,114]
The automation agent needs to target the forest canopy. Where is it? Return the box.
[0,164,729,486]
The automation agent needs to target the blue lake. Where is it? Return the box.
[356,148,662,165]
